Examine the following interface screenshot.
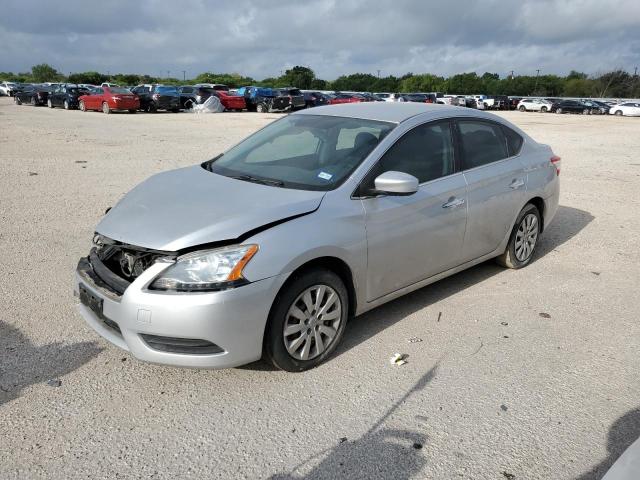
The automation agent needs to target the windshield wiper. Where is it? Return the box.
[230,174,285,187]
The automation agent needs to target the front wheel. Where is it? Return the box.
[540,106,548,113]
[583,108,590,115]
[556,108,563,114]
[614,110,623,116]
[79,100,86,112]
[63,100,70,110]
[256,103,267,113]
[496,204,541,269]
[264,269,349,372]
[102,102,111,114]
[47,99,54,108]
[519,105,526,112]
[15,96,22,105]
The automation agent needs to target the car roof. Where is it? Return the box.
[293,102,498,124]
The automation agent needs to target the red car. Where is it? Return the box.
[214,90,246,111]
[79,86,140,114]
[327,93,364,105]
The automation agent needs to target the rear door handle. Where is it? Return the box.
[442,197,465,209]
[509,179,525,189]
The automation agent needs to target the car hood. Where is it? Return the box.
[96,165,325,251]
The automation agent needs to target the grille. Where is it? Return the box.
[140,334,224,355]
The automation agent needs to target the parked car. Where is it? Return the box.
[75,103,560,371]
[550,99,593,114]
[302,91,330,108]
[194,83,230,92]
[178,85,214,110]
[274,88,305,110]
[487,95,510,110]
[78,86,139,113]
[587,100,611,114]
[212,90,246,111]
[237,86,291,112]
[47,84,90,110]
[101,83,120,88]
[328,93,363,105]
[609,102,640,116]
[517,98,554,112]
[581,100,608,114]
[131,84,180,112]
[14,84,50,106]
[0,81,18,96]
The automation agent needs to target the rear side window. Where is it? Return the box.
[458,120,508,169]
[501,126,524,156]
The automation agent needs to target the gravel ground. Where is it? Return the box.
[1,97,639,480]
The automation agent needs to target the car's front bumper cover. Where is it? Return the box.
[74,256,287,368]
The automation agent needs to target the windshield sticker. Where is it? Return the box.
[318,171,333,180]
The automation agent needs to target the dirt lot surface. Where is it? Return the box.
[1,97,639,480]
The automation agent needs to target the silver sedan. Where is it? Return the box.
[75,103,560,371]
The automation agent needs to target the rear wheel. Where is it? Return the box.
[264,269,349,372]
[614,110,623,116]
[128,109,137,114]
[540,106,548,113]
[63,100,70,110]
[496,204,541,269]
[170,108,179,113]
[184,100,193,110]
[145,104,156,113]
[256,103,267,113]
[47,99,54,108]
[519,105,526,112]
[583,108,590,115]
[14,96,22,105]
[556,108,563,114]
[79,100,86,112]
[31,96,37,106]
[102,102,110,114]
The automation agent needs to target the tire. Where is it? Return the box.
[128,109,137,114]
[614,110,623,116]
[540,106,547,113]
[79,100,86,112]
[31,96,37,106]
[170,108,179,113]
[15,96,22,105]
[519,105,526,112]
[47,99,54,108]
[556,108,563,114]
[184,100,193,110]
[583,108,589,115]
[63,100,69,110]
[256,103,267,113]
[264,268,349,372]
[145,104,156,113]
[102,102,110,114]
[496,204,541,269]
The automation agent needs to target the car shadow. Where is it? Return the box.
[575,407,640,480]
[267,364,438,480]
[0,320,102,407]
[241,205,593,371]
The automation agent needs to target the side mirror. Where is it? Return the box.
[373,171,419,196]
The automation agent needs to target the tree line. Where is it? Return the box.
[2,64,639,98]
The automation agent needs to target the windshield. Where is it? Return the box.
[207,114,395,191]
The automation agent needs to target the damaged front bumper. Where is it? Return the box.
[74,251,287,368]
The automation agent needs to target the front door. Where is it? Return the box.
[360,120,468,301]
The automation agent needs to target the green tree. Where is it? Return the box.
[31,64,64,83]
[275,66,315,89]
[399,74,445,93]
[68,71,108,85]
[331,73,378,92]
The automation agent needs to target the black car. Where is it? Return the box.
[550,99,593,114]
[178,85,217,109]
[47,84,90,110]
[487,95,510,110]
[274,88,305,110]
[131,84,180,112]
[14,85,50,106]
[302,91,330,108]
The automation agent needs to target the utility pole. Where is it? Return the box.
[533,69,540,95]
[182,70,186,81]
[377,69,381,79]
[167,70,170,79]
[509,70,514,80]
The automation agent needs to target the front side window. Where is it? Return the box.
[206,115,395,191]
[458,120,508,169]
[363,120,455,187]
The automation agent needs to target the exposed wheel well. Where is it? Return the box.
[527,197,545,232]
[280,257,357,318]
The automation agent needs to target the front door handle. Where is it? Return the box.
[509,179,525,189]
[442,197,465,209]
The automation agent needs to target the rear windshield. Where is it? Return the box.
[156,86,178,94]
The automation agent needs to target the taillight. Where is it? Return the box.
[550,155,561,175]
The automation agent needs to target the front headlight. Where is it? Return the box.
[150,244,258,292]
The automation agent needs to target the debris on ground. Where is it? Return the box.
[390,353,408,366]
[75,160,87,164]
[539,312,552,319]
[503,335,510,339]
[28,172,38,176]
[46,379,62,387]
[121,357,127,362]
[412,442,423,450]
[591,271,601,276]
[437,312,442,322]
[339,437,348,443]
[502,472,515,479]
[501,404,508,411]
[407,337,423,344]
[501,322,509,326]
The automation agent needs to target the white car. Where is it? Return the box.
[517,98,553,113]
[101,82,120,88]
[0,82,18,96]
[374,93,403,102]
[609,102,640,117]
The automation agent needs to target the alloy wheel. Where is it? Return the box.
[514,213,539,262]
[283,285,342,361]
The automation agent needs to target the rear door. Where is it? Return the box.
[360,120,468,301]
[457,119,526,262]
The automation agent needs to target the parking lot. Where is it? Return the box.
[1,97,639,479]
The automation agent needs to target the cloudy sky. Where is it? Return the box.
[1,0,639,80]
